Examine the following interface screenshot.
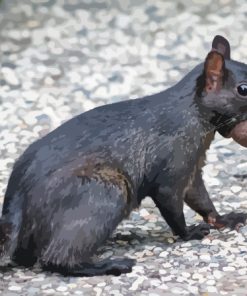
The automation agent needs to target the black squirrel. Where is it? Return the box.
[1,35,247,277]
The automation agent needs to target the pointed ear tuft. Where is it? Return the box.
[212,35,231,60]
[204,51,224,93]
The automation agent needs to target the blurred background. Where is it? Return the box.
[0,0,247,202]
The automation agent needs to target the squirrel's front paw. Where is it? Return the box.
[214,212,247,231]
[182,223,210,241]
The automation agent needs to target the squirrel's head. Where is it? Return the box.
[196,35,247,147]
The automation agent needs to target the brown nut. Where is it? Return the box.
[230,121,247,147]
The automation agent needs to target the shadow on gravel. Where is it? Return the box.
[0,265,13,273]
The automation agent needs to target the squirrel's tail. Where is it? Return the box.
[0,217,15,259]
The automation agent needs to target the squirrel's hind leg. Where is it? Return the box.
[39,178,134,276]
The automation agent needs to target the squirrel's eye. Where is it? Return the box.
[237,83,247,98]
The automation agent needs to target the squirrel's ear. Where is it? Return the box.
[212,35,231,60]
[204,51,224,93]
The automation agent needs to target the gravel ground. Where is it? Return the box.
[1,0,247,295]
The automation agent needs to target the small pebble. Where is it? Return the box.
[8,286,22,292]
[230,186,242,193]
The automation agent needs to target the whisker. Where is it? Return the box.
[199,114,243,136]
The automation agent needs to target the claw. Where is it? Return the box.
[183,223,211,240]
[207,212,247,230]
